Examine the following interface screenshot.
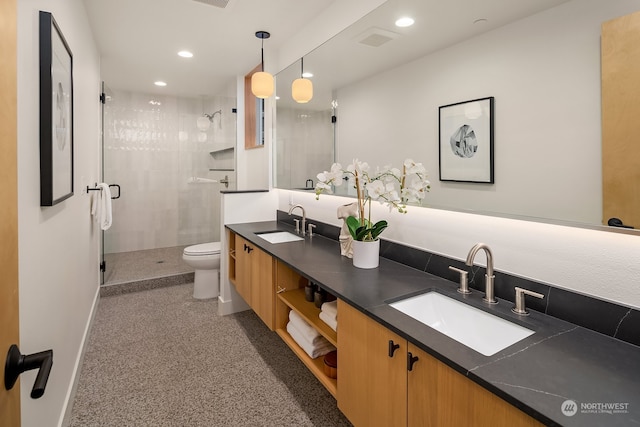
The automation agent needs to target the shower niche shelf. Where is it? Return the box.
[209,146,234,171]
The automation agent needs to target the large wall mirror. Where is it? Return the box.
[274,0,640,234]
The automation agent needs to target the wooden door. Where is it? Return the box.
[250,246,274,330]
[234,235,252,304]
[602,10,640,228]
[0,0,21,424]
[338,300,407,427]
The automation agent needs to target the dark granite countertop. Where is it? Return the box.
[226,221,640,427]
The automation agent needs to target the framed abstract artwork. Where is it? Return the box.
[439,97,494,183]
[39,11,74,206]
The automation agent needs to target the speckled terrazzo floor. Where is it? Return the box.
[103,246,194,285]
[68,284,352,427]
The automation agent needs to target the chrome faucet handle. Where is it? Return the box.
[512,287,544,316]
[449,266,470,294]
[307,223,316,237]
[293,219,300,234]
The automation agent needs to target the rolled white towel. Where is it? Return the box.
[286,321,335,359]
[321,300,337,319]
[319,311,338,332]
[289,310,325,346]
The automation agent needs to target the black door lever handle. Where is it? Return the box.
[5,344,53,399]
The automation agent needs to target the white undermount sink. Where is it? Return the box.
[256,231,304,244]
[389,291,534,356]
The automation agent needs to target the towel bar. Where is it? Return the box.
[87,183,121,200]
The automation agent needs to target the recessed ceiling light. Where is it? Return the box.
[302,72,313,78]
[395,17,415,28]
[154,81,167,87]
[474,18,488,25]
[178,50,193,58]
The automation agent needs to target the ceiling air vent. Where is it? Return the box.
[356,27,399,47]
[192,0,230,8]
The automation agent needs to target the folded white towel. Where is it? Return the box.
[288,310,325,346]
[321,300,337,319]
[90,183,112,230]
[319,311,338,332]
[286,321,335,359]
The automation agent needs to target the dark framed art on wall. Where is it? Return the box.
[39,10,74,206]
[439,97,494,184]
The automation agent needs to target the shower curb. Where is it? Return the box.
[100,272,195,297]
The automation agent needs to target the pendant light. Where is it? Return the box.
[251,31,274,98]
[292,57,313,103]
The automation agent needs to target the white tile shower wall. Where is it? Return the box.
[275,106,333,189]
[104,90,235,253]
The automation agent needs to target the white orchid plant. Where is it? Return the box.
[315,159,431,241]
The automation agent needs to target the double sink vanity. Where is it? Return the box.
[226,216,639,427]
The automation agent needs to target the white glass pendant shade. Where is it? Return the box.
[252,71,274,98]
[292,78,313,103]
[196,116,211,131]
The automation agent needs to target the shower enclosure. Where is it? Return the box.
[100,84,236,286]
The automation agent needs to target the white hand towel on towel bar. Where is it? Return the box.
[319,311,338,332]
[321,300,337,319]
[90,183,112,230]
[288,310,326,346]
[286,321,335,359]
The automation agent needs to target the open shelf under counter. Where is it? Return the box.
[277,288,337,347]
[276,328,337,398]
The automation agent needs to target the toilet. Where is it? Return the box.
[182,242,221,299]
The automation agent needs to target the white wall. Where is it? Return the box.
[336,0,639,224]
[280,189,640,310]
[17,1,101,425]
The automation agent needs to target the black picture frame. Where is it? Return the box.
[39,11,74,206]
[439,97,494,183]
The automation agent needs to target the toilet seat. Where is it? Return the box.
[184,242,221,256]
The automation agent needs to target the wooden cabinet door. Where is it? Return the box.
[409,342,541,427]
[406,344,438,427]
[250,246,275,330]
[338,300,407,427]
[234,235,252,304]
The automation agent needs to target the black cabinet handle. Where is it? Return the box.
[388,340,400,357]
[407,352,419,371]
[5,344,53,399]
[247,246,253,253]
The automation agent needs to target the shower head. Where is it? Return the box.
[196,110,222,131]
[202,110,222,121]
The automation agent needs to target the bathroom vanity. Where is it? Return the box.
[226,220,640,427]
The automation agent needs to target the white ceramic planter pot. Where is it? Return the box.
[352,239,380,269]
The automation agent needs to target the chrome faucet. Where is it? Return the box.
[465,243,497,304]
[288,204,306,236]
